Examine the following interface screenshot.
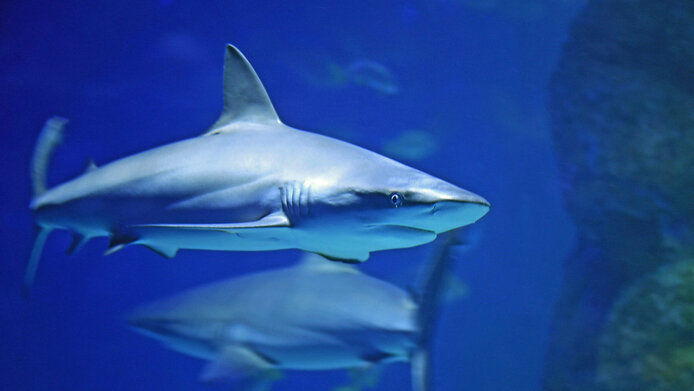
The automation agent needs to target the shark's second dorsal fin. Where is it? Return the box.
[204,44,280,136]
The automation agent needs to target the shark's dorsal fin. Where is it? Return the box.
[204,44,280,136]
[84,158,98,174]
[297,253,361,274]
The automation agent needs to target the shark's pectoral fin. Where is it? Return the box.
[134,211,290,232]
[200,346,273,383]
[66,233,90,255]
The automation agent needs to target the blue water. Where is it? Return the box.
[1,1,583,390]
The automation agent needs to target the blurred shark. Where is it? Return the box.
[128,233,462,391]
[25,44,489,292]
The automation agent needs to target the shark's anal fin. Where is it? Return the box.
[23,227,53,297]
[142,243,178,259]
[134,211,290,231]
[204,44,280,135]
[200,346,273,383]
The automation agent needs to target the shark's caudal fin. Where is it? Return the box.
[411,231,462,391]
[204,44,280,135]
[25,117,67,296]
[31,116,67,197]
[23,227,53,296]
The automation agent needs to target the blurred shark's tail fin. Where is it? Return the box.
[411,231,463,391]
[23,226,53,297]
[25,117,66,296]
[31,116,67,197]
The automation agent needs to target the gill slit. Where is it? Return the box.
[281,181,311,221]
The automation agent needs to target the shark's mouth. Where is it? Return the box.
[365,224,438,244]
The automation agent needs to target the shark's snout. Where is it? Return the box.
[403,180,490,233]
[417,179,490,208]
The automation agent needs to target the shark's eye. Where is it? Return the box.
[389,193,403,207]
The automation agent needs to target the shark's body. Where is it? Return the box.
[129,234,460,391]
[26,45,489,290]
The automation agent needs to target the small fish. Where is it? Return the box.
[383,130,439,161]
[128,233,462,391]
[284,51,397,95]
[25,44,489,292]
[343,59,399,95]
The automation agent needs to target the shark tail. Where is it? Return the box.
[411,231,462,391]
[25,117,67,296]
[23,227,53,296]
[31,116,67,197]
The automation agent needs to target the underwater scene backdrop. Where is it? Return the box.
[3,0,691,390]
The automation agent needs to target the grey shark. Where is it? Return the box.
[26,44,489,290]
[128,233,461,391]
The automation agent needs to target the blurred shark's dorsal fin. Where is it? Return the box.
[204,44,280,136]
[297,253,361,274]
[84,158,98,174]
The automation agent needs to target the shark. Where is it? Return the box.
[128,233,462,391]
[26,44,489,291]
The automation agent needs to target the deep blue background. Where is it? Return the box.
[1,1,583,390]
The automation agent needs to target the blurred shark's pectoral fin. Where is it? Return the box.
[134,211,290,231]
[200,346,273,383]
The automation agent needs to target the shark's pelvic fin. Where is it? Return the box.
[66,233,89,255]
[204,44,280,135]
[23,226,53,297]
[134,211,290,231]
[200,346,272,383]
[104,233,138,256]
